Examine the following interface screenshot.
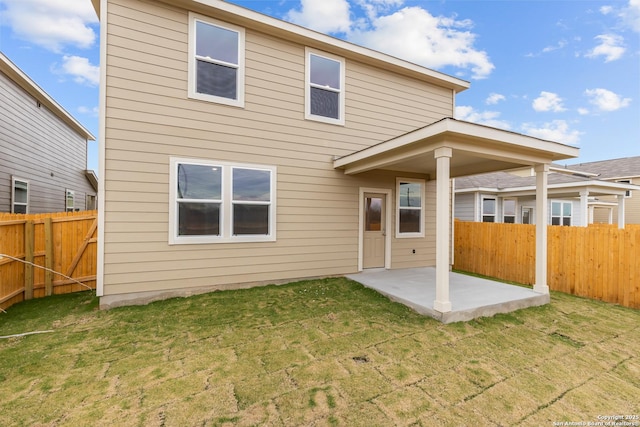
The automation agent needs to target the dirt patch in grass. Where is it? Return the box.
[1,277,640,426]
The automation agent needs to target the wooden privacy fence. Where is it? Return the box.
[0,210,97,311]
[453,220,640,309]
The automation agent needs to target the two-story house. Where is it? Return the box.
[0,52,97,214]
[94,0,579,314]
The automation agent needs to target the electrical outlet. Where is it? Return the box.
[412,249,416,254]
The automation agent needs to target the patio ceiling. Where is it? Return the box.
[334,118,579,177]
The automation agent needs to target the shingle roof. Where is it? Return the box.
[564,156,640,179]
[455,170,594,190]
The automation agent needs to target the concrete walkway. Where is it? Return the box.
[346,267,549,323]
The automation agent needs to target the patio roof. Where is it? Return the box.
[333,118,579,177]
[335,118,579,317]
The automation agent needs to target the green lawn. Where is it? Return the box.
[1,277,639,426]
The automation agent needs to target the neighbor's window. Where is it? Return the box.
[482,197,496,222]
[65,189,75,212]
[305,48,345,125]
[617,179,632,198]
[503,199,516,223]
[170,158,276,244]
[11,177,28,214]
[86,194,97,210]
[396,178,424,237]
[551,201,572,226]
[189,13,245,107]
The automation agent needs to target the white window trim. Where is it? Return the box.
[65,189,75,212]
[550,200,572,226]
[395,177,425,238]
[188,12,245,108]
[305,47,345,126]
[481,195,496,223]
[11,177,29,214]
[169,157,276,245]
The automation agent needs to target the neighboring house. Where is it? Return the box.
[94,0,579,312]
[0,52,97,214]
[567,156,640,225]
[455,164,640,227]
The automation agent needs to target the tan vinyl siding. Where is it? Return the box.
[592,177,640,225]
[0,69,95,213]
[102,0,453,297]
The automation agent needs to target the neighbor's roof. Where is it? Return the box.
[0,52,96,141]
[455,171,597,190]
[565,156,640,180]
[92,0,470,93]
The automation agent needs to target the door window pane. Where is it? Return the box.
[365,197,382,231]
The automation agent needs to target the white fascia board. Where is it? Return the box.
[188,0,470,92]
[549,165,599,177]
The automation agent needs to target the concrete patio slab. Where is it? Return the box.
[346,267,549,323]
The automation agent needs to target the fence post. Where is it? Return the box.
[24,220,34,300]
[44,217,53,296]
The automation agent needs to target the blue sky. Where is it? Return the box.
[1,0,638,174]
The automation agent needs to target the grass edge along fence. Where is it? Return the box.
[453,220,640,309]
[0,210,97,311]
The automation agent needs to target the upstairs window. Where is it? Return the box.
[189,13,245,107]
[396,178,425,237]
[169,158,276,244]
[11,177,28,214]
[482,197,496,222]
[551,201,572,226]
[305,48,345,125]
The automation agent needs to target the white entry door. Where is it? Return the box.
[363,193,385,268]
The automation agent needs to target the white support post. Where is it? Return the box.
[588,206,594,224]
[434,147,452,313]
[534,164,549,294]
[579,190,589,227]
[617,195,626,229]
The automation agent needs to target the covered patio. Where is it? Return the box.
[347,267,549,323]
[334,118,579,321]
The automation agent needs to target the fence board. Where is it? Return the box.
[0,211,97,311]
[454,221,640,309]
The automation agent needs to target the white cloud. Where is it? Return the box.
[285,2,495,79]
[542,39,568,53]
[578,107,590,115]
[521,120,582,145]
[485,93,505,105]
[584,88,632,111]
[1,0,98,52]
[600,5,614,15]
[620,0,640,32]
[349,7,494,79]
[532,91,566,112]
[285,0,352,34]
[60,55,100,86]
[585,34,626,62]
[455,106,511,130]
[78,105,99,117]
